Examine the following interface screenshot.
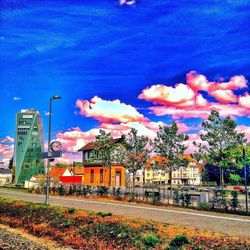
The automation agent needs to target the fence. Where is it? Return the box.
[27,184,249,215]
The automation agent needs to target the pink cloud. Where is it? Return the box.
[150,102,250,119]
[56,128,100,152]
[76,96,146,123]
[0,143,14,164]
[186,71,209,92]
[209,89,238,103]
[239,93,250,108]
[1,136,14,143]
[140,71,249,119]
[138,83,195,107]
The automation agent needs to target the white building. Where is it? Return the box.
[0,169,12,185]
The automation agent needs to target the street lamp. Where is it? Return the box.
[45,95,61,205]
[243,147,248,213]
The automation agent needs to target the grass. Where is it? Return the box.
[0,197,249,249]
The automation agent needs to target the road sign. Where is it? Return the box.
[41,150,62,159]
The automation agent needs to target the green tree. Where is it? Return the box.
[229,174,242,185]
[153,122,189,193]
[195,110,246,186]
[92,130,123,186]
[122,128,150,190]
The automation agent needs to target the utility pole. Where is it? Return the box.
[243,148,248,213]
[45,95,61,205]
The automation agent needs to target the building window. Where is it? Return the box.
[91,169,94,183]
[100,169,104,183]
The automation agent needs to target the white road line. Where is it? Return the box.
[1,191,250,223]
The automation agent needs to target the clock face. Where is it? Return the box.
[50,141,62,152]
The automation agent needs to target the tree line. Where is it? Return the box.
[89,110,250,189]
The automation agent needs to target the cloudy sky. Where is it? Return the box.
[1,0,250,165]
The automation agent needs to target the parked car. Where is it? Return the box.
[233,186,245,192]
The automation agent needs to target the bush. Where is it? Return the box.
[114,188,122,200]
[173,190,180,205]
[184,192,191,207]
[199,202,210,211]
[82,185,92,196]
[58,185,65,196]
[151,191,161,204]
[142,235,160,248]
[230,190,239,210]
[68,207,77,213]
[96,186,109,196]
[169,234,189,248]
[96,211,112,217]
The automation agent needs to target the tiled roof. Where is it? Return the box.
[78,136,125,152]
[49,167,67,178]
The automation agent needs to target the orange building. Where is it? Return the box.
[78,136,126,187]
[83,163,126,187]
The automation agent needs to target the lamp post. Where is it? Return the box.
[243,147,248,213]
[45,95,61,205]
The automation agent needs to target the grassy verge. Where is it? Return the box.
[0,197,249,249]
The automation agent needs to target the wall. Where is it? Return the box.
[84,165,126,187]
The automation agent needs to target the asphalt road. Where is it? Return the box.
[0,189,250,238]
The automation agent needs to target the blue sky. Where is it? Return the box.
[1,0,250,164]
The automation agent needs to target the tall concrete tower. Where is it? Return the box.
[14,109,44,185]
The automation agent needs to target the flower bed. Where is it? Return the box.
[0,197,249,249]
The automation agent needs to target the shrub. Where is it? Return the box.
[114,188,122,200]
[68,207,77,213]
[96,186,109,196]
[151,191,161,204]
[173,189,180,205]
[230,190,239,210]
[179,192,185,207]
[142,235,160,248]
[169,234,189,248]
[96,211,112,217]
[58,185,65,196]
[184,192,191,207]
[199,202,210,211]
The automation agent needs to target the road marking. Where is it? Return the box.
[1,191,250,223]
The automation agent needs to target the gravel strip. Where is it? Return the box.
[0,225,72,250]
[0,227,47,250]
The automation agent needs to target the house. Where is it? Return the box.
[0,168,12,185]
[73,167,85,183]
[25,166,85,188]
[126,169,144,187]
[24,174,45,189]
[144,156,169,186]
[144,155,202,186]
[49,167,72,179]
[59,167,84,185]
[171,155,202,186]
[144,168,169,186]
[78,136,126,187]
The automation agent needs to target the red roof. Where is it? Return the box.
[50,167,68,178]
[78,136,125,152]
